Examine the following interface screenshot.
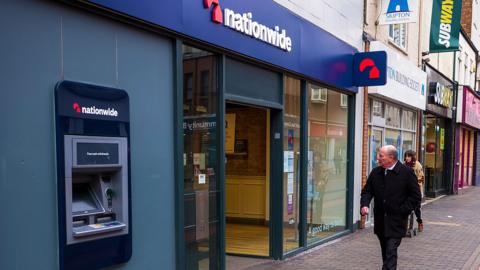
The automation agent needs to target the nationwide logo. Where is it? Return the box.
[73,102,119,117]
[359,58,380,79]
[203,0,292,52]
[204,0,223,24]
[73,102,81,113]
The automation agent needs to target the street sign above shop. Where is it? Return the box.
[353,51,387,87]
[429,82,453,108]
[368,41,427,110]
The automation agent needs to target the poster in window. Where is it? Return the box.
[440,128,445,150]
[287,173,294,194]
[287,129,294,151]
[225,113,236,154]
[287,194,294,215]
[284,151,294,172]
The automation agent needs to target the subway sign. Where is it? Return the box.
[429,82,453,108]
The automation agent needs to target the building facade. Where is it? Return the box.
[419,0,480,196]
[0,1,367,270]
[455,86,480,190]
[362,0,426,224]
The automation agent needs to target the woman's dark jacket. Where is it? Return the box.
[361,162,421,238]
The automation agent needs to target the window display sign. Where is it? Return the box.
[287,129,294,151]
[284,151,294,173]
[287,194,294,215]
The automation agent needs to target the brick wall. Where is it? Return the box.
[461,0,473,36]
[225,106,267,176]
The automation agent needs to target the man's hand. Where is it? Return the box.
[361,206,369,216]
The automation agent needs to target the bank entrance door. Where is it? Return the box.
[224,102,271,257]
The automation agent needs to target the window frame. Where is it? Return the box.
[388,23,408,51]
[311,86,328,103]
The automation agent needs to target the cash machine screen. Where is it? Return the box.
[76,142,119,165]
[72,183,103,215]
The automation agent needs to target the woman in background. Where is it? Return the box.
[404,150,424,232]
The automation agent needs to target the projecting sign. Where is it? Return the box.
[378,0,419,25]
[353,51,388,87]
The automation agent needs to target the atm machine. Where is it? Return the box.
[55,81,131,270]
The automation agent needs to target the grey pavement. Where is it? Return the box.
[240,186,480,270]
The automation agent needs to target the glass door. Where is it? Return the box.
[183,45,220,270]
[425,117,437,194]
[436,118,446,192]
[283,76,301,253]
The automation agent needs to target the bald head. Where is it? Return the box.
[377,145,398,168]
[382,145,398,160]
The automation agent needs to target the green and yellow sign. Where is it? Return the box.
[429,0,462,53]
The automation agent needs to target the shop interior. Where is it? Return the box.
[225,102,270,257]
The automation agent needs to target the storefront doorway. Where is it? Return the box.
[224,102,271,257]
[425,115,448,196]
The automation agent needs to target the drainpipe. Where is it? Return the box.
[451,51,459,195]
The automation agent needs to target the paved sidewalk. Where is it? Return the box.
[244,187,480,270]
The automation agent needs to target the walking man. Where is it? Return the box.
[361,145,421,270]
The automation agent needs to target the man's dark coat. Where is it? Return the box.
[361,161,421,238]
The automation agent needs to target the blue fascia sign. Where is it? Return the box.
[84,0,359,93]
[353,51,388,87]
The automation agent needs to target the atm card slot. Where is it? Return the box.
[95,214,114,223]
[73,216,89,227]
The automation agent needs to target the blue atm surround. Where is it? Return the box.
[55,81,132,270]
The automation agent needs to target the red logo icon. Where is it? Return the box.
[73,103,81,113]
[204,0,223,24]
[359,58,380,79]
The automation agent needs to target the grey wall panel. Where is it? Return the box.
[62,8,116,86]
[0,1,175,269]
[225,57,282,107]
[115,27,175,270]
[0,1,61,270]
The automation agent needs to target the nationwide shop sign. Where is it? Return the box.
[429,0,462,53]
[378,0,419,25]
[85,0,358,92]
